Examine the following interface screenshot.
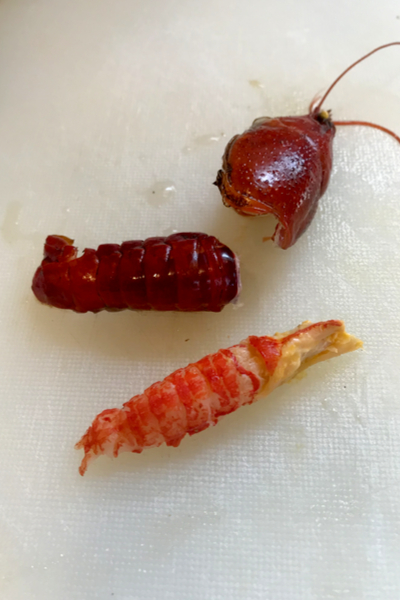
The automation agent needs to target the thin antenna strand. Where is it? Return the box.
[333,120,400,145]
[314,42,400,113]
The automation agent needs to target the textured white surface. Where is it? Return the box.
[1,1,400,599]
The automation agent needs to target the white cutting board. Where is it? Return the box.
[1,1,400,599]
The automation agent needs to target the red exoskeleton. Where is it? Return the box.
[32,233,240,313]
[76,320,362,475]
[216,42,400,249]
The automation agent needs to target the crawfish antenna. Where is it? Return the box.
[312,42,400,113]
[311,42,400,146]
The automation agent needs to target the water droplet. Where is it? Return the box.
[194,133,226,146]
[183,133,226,154]
[321,398,339,418]
[1,202,43,246]
[1,202,22,243]
[161,226,178,236]
[146,180,176,207]
[232,301,244,311]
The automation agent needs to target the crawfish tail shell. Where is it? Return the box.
[32,232,240,313]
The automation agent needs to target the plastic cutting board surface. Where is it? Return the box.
[1,1,400,599]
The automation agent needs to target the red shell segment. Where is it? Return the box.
[167,367,212,435]
[32,233,240,313]
[248,336,282,375]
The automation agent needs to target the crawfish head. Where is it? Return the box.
[215,111,335,250]
[216,43,400,249]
